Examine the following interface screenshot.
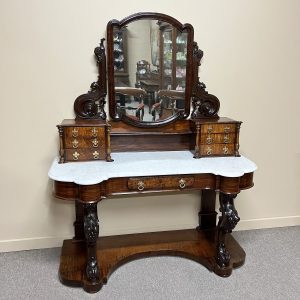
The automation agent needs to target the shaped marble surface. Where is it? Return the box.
[48,151,257,185]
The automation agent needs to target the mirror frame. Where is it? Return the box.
[106,12,194,127]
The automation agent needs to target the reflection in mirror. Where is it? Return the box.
[113,19,188,122]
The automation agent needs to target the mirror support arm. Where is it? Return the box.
[191,42,220,120]
[74,39,107,120]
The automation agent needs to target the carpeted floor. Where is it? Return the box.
[0,226,299,300]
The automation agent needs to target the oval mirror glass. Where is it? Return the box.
[107,14,193,127]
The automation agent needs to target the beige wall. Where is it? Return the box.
[0,0,299,252]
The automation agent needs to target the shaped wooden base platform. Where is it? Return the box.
[59,229,245,293]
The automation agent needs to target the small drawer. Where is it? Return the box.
[128,175,195,191]
[64,136,105,149]
[64,126,105,139]
[200,133,236,145]
[201,123,236,134]
[64,148,106,161]
[200,144,235,156]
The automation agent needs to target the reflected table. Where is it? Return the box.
[139,80,159,111]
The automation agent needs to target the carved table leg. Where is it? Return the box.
[197,189,217,230]
[73,200,85,241]
[83,202,102,293]
[215,193,240,275]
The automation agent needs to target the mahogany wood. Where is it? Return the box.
[216,193,241,270]
[74,201,85,240]
[54,181,78,200]
[110,118,192,133]
[198,190,217,230]
[128,175,195,190]
[53,168,253,294]
[59,229,245,291]
[191,45,220,119]
[192,118,241,158]
[73,39,107,120]
[54,169,253,293]
[110,119,193,152]
[109,118,241,154]
[83,203,101,290]
[54,172,254,202]
[111,133,193,152]
[57,119,111,163]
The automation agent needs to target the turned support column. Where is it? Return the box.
[216,193,240,269]
[197,189,217,230]
[83,202,102,292]
[73,200,85,240]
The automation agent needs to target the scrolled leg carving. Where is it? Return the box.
[86,256,100,282]
[216,242,230,268]
[218,193,240,233]
[84,204,99,246]
[83,203,100,284]
[216,193,240,269]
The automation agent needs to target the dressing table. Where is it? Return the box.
[48,12,257,293]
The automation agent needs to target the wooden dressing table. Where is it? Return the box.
[49,12,257,293]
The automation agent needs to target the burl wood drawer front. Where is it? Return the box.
[201,123,236,134]
[200,133,236,145]
[128,175,195,191]
[64,127,105,140]
[200,144,235,156]
[64,135,106,149]
[65,148,106,161]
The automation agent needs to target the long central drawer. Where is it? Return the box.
[128,175,195,191]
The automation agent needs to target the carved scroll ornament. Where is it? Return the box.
[86,256,100,282]
[191,42,220,119]
[84,204,99,245]
[74,39,107,120]
[216,242,230,268]
[218,193,240,233]
[83,203,100,282]
[216,193,240,268]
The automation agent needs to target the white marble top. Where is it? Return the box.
[48,151,257,185]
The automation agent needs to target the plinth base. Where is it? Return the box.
[59,229,245,293]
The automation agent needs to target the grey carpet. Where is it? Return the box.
[0,226,299,300]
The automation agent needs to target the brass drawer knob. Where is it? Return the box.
[137,181,145,191]
[206,146,212,155]
[72,139,79,148]
[92,151,99,159]
[91,127,98,137]
[223,134,230,144]
[206,135,213,144]
[72,128,79,138]
[92,139,99,147]
[224,126,230,133]
[179,178,186,189]
[72,151,80,160]
[223,146,229,154]
[207,126,213,133]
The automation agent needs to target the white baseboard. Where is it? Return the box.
[236,215,300,231]
[1,216,299,252]
[0,236,72,253]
